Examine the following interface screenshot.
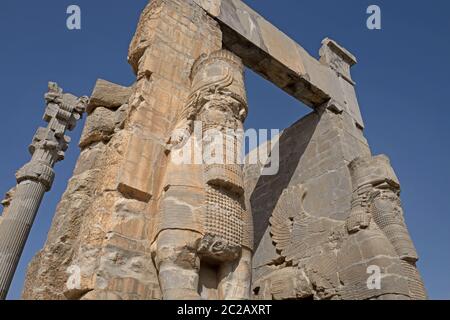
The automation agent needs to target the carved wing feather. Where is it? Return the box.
[270,185,344,266]
[269,185,304,254]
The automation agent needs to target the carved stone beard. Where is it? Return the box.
[197,91,247,263]
[370,187,427,300]
[370,187,418,261]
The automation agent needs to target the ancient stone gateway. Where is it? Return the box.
[0,0,426,300]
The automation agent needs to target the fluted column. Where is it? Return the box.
[0,82,87,300]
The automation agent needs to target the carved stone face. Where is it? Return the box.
[199,93,244,130]
[190,50,247,124]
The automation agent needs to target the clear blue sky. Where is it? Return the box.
[0,0,449,300]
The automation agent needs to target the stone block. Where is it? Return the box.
[73,143,107,175]
[79,107,116,149]
[88,79,132,113]
[192,0,221,16]
[116,132,166,202]
[154,186,205,239]
[319,38,357,83]
[252,228,279,268]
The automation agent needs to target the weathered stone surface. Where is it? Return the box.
[23,0,224,301]
[246,105,424,299]
[252,267,313,300]
[114,0,224,207]
[347,155,427,299]
[246,107,370,258]
[22,124,160,299]
[251,182,414,300]
[79,107,116,149]
[73,143,107,176]
[0,188,16,218]
[193,0,221,16]
[319,38,357,84]
[22,168,101,299]
[116,132,164,202]
[153,49,253,300]
[87,79,132,113]
[19,0,425,301]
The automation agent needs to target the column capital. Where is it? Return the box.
[29,82,88,162]
[16,162,55,190]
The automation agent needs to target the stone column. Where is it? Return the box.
[0,83,87,300]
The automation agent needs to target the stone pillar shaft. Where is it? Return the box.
[0,181,46,299]
[0,82,87,300]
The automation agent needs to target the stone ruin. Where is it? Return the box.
[0,0,426,300]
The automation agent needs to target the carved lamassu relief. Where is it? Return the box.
[253,184,343,300]
[348,155,427,300]
[152,50,253,300]
[253,155,426,300]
